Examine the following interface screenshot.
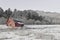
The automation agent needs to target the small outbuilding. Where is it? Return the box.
[6,18,24,28]
[6,18,15,28]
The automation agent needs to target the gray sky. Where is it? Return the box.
[0,0,60,12]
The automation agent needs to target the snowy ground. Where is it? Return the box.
[0,25,60,40]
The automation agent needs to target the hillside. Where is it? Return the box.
[36,11,60,18]
[36,11,60,24]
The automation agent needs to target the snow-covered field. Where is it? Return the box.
[0,25,60,40]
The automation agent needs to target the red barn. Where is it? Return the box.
[6,18,24,28]
[6,18,15,28]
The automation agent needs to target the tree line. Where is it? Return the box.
[0,7,44,22]
[0,7,56,24]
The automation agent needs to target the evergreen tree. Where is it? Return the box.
[0,7,4,17]
[4,8,12,18]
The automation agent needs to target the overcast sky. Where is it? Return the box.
[0,0,60,12]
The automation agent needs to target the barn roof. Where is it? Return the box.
[12,18,24,22]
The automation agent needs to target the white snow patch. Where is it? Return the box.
[0,25,60,40]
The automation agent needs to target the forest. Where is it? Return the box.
[0,7,60,25]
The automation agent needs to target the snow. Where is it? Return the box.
[0,25,60,40]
